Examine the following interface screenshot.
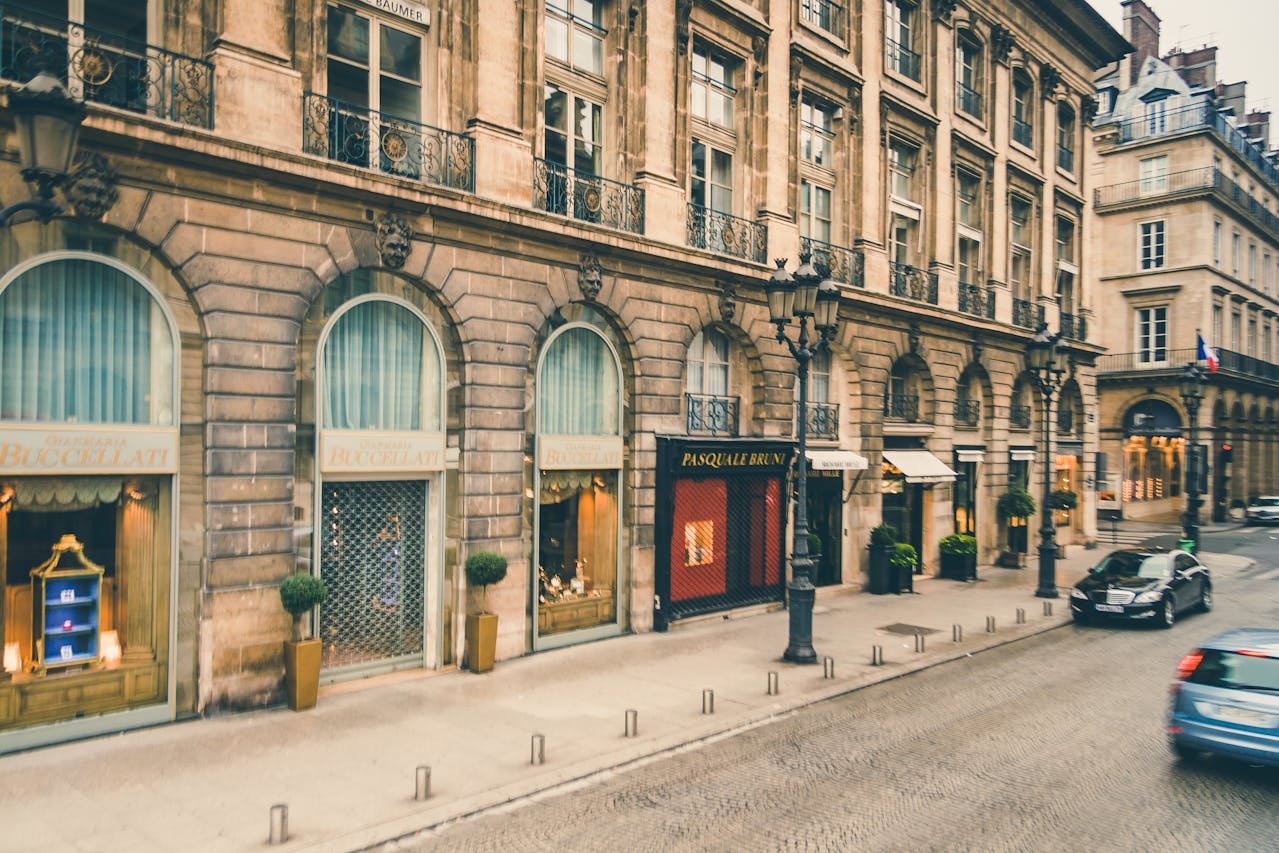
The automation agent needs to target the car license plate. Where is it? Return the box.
[1214,706,1276,727]
[1095,604,1124,613]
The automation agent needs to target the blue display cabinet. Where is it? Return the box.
[30,535,105,673]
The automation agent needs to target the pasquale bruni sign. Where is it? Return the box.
[672,441,795,474]
[0,425,178,475]
[321,431,446,473]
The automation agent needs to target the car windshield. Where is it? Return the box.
[1251,497,1279,507]
[1188,649,1279,693]
[1092,552,1170,579]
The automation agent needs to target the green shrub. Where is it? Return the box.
[807,532,823,556]
[869,524,899,549]
[939,533,977,556]
[997,487,1037,521]
[465,550,508,612]
[889,543,918,569]
[279,573,327,642]
[1049,489,1078,510]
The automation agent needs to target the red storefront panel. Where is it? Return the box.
[670,478,728,601]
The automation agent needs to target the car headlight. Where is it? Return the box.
[1071,588,1087,600]
[1133,590,1162,604]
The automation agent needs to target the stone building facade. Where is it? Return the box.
[0,0,1123,751]
[1092,0,1279,524]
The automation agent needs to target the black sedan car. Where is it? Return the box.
[1070,548,1211,628]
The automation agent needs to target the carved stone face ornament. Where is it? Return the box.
[63,153,119,221]
[578,253,603,301]
[375,213,412,269]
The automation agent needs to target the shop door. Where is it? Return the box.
[882,482,922,571]
[807,476,842,586]
[319,480,427,674]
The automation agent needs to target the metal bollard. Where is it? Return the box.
[767,671,779,696]
[530,733,545,765]
[823,656,835,679]
[624,708,638,738]
[986,616,996,633]
[1043,601,1054,617]
[952,624,963,642]
[702,689,715,715]
[1016,608,1026,625]
[914,633,926,653]
[268,804,288,845]
[871,645,884,666]
[414,765,432,801]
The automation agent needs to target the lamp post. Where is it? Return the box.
[0,70,86,227]
[1025,326,1065,599]
[1179,362,1206,554]
[766,252,841,664]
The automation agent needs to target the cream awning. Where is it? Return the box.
[882,450,958,484]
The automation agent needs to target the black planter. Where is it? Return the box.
[940,552,977,581]
[894,560,914,594]
[867,545,893,594]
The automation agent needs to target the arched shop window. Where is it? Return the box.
[316,293,445,676]
[535,321,623,645]
[0,254,179,738]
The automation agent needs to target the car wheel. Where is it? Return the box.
[1159,595,1176,629]
[1171,739,1200,762]
[1198,583,1212,613]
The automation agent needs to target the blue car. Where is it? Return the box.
[1168,628,1279,767]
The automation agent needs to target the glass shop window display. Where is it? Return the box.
[537,470,618,634]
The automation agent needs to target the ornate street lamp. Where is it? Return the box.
[767,252,841,663]
[0,71,86,227]
[1179,362,1206,554]
[1025,326,1065,599]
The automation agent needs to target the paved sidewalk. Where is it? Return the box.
[0,541,1250,853]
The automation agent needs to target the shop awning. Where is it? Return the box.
[806,450,869,470]
[882,450,958,484]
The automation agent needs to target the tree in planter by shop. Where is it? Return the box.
[464,550,508,674]
[996,487,1036,567]
[938,533,978,581]
[866,524,899,594]
[279,573,327,711]
[280,573,327,643]
[889,543,918,593]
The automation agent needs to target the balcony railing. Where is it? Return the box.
[800,0,842,34]
[1059,312,1087,341]
[1012,117,1033,148]
[686,203,766,263]
[533,158,645,234]
[886,38,921,82]
[889,262,938,304]
[1056,145,1075,173]
[1098,346,1279,385]
[883,393,920,422]
[954,399,981,427]
[687,393,739,436]
[0,4,213,128]
[802,236,864,288]
[804,402,840,440]
[957,83,982,118]
[1012,298,1043,330]
[303,92,474,192]
[958,282,996,320]
[1010,403,1032,429]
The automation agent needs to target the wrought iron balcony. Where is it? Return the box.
[802,236,864,287]
[957,83,982,118]
[1098,346,1279,386]
[0,4,213,128]
[887,38,921,82]
[1012,117,1033,148]
[958,282,995,319]
[1095,166,1279,242]
[1012,298,1042,330]
[954,399,981,427]
[686,393,739,436]
[883,393,920,422]
[533,158,644,234]
[1060,311,1087,341]
[800,0,843,34]
[303,92,474,192]
[804,402,840,440]
[686,202,766,263]
[1010,402,1032,429]
[889,262,938,305]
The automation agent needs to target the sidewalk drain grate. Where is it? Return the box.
[879,623,939,636]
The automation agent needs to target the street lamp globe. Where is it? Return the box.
[814,275,840,336]
[1179,363,1205,403]
[765,258,796,326]
[1026,326,1058,375]
[10,71,85,195]
[792,253,820,317]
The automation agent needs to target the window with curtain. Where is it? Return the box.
[540,325,620,435]
[321,299,439,431]
[0,257,173,425]
[687,329,729,396]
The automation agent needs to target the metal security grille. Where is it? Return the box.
[319,480,426,674]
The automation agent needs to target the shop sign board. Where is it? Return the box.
[357,0,430,25]
[321,430,446,473]
[539,436,623,470]
[0,425,178,474]
[673,441,795,475]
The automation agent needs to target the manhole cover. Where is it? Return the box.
[878,622,939,636]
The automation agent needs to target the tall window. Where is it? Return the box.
[1248,316,1258,356]
[687,328,730,397]
[799,100,835,245]
[956,170,983,286]
[1212,303,1223,347]
[888,139,917,202]
[690,43,737,216]
[1265,252,1273,295]
[1055,216,1078,316]
[544,85,601,176]
[956,33,982,117]
[1249,242,1258,285]
[692,43,735,129]
[1009,196,1033,300]
[328,5,422,122]
[1139,155,1168,195]
[1140,221,1166,270]
[1056,104,1076,172]
[1231,311,1241,351]
[1233,231,1241,276]
[690,140,733,213]
[885,0,919,81]
[1012,72,1033,148]
[545,0,605,75]
[1136,306,1167,364]
[1213,219,1222,267]
[1144,97,1167,136]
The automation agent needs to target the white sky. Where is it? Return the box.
[1090,0,1279,114]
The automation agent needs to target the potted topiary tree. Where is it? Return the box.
[1049,489,1078,511]
[996,487,1036,568]
[938,533,978,581]
[867,523,898,595]
[464,550,508,674]
[279,572,327,711]
[889,543,918,594]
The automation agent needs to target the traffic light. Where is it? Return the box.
[1221,443,1233,464]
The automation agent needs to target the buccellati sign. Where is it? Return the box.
[360,0,430,26]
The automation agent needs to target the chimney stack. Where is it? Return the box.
[1123,0,1161,86]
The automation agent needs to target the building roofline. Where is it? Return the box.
[1033,0,1133,69]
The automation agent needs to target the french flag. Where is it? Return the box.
[1197,334,1219,372]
